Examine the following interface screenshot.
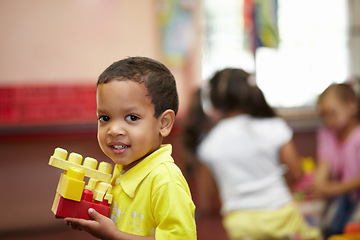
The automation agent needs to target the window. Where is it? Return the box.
[202,0,349,108]
[201,0,255,80]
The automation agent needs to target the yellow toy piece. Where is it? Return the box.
[93,182,113,204]
[329,234,360,240]
[49,147,114,219]
[104,192,113,204]
[57,167,85,201]
[302,157,315,173]
[49,147,113,183]
[49,147,114,203]
[85,178,113,204]
[51,192,61,213]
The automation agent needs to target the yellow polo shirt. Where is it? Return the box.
[110,144,197,240]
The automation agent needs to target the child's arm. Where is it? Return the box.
[313,160,330,187]
[279,140,304,189]
[309,160,330,198]
[319,177,360,197]
[312,161,360,197]
[65,208,155,240]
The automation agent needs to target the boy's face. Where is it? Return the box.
[96,80,163,170]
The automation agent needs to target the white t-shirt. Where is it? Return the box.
[197,114,293,214]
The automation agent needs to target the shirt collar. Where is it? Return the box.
[112,144,173,198]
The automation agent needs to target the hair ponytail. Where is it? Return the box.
[248,86,276,117]
[209,68,276,118]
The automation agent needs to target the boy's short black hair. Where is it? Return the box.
[97,56,179,118]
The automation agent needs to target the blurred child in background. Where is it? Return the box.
[312,83,360,238]
[184,68,321,240]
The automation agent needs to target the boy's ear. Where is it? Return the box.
[159,110,176,137]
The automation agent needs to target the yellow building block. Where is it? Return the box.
[57,166,85,201]
[51,192,60,213]
[85,178,99,191]
[104,192,113,205]
[93,182,113,203]
[49,147,115,212]
[329,234,360,240]
[49,147,113,183]
[85,178,113,204]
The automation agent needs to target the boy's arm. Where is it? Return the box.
[65,208,155,240]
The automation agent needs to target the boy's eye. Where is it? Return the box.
[98,115,110,122]
[125,115,139,122]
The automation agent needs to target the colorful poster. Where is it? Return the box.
[158,0,195,66]
[243,0,279,55]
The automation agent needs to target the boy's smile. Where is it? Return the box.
[96,80,163,170]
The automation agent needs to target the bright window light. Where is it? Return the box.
[201,0,255,81]
[256,0,349,107]
[202,0,349,108]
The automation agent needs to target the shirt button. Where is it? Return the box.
[116,178,120,184]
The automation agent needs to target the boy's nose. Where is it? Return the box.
[108,123,125,137]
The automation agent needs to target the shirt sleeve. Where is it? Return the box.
[275,118,293,145]
[152,182,196,240]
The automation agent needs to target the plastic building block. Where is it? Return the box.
[329,234,360,240]
[57,167,85,201]
[294,157,315,201]
[92,182,113,203]
[49,147,114,219]
[49,147,113,183]
[328,222,360,239]
[85,178,113,205]
[345,222,360,234]
[52,189,110,220]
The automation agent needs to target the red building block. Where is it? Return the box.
[52,189,110,220]
[345,222,360,234]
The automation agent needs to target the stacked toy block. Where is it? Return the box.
[49,147,113,220]
[329,222,360,240]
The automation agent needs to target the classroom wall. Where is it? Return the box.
[0,0,160,84]
[0,0,201,117]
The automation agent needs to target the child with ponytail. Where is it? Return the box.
[188,68,321,240]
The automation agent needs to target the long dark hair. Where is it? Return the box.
[209,68,275,117]
[182,89,213,155]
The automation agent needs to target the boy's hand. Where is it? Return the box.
[65,208,117,240]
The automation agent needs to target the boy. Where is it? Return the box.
[65,57,197,240]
